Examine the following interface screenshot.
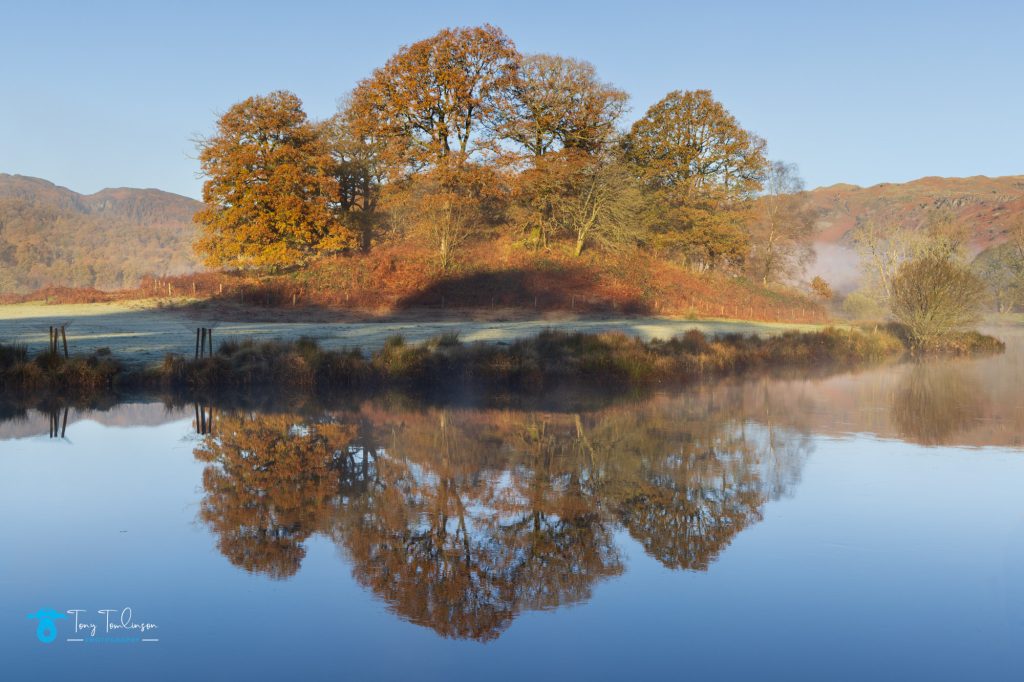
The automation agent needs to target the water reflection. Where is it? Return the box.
[193,400,811,639]
[891,364,988,447]
[48,405,69,438]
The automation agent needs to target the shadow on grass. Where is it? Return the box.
[394,266,649,314]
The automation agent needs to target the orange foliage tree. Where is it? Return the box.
[626,89,767,271]
[498,53,628,157]
[349,24,520,174]
[194,90,358,271]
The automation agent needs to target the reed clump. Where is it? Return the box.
[0,344,121,391]
[0,325,1003,395]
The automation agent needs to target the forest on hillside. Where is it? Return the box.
[0,175,199,292]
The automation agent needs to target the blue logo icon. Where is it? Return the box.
[28,608,66,643]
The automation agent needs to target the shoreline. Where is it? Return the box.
[0,326,1005,401]
[0,301,826,368]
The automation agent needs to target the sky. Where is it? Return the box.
[2,0,1022,199]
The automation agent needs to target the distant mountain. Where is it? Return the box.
[0,174,202,292]
[807,175,1024,249]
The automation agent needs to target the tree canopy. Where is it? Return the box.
[194,91,358,270]
[193,26,819,282]
[626,89,769,269]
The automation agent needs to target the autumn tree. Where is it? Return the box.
[921,208,971,261]
[849,217,924,308]
[499,54,628,157]
[625,89,767,271]
[385,160,505,271]
[974,218,1024,312]
[348,25,520,174]
[746,161,815,284]
[323,100,387,249]
[810,276,834,300]
[890,254,987,349]
[194,91,358,270]
[550,153,643,256]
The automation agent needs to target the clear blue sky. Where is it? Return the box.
[2,0,1022,199]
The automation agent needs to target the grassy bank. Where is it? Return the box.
[0,325,1004,397]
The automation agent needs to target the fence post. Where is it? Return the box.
[195,328,201,359]
[61,326,68,358]
[200,328,207,358]
[208,328,213,357]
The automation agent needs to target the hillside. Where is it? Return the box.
[0,174,201,292]
[3,172,1022,300]
[807,175,1024,249]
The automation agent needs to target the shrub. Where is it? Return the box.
[890,256,987,350]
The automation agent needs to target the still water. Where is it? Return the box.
[2,336,1023,680]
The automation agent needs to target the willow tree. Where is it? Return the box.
[626,89,767,270]
[194,91,357,270]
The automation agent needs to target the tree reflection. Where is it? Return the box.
[891,363,987,446]
[194,413,357,578]
[193,396,810,638]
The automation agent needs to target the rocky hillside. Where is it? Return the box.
[0,174,201,292]
[807,175,1024,249]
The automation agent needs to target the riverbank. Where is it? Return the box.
[0,326,1005,398]
[0,301,826,367]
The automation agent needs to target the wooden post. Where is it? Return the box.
[292,292,297,306]
[219,283,223,295]
[192,281,196,296]
[208,328,213,357]
[200,328,207,358]
[61,407,69,438]
[61,326,68,358]
[168,282,172,297]
[195,328,201,359]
